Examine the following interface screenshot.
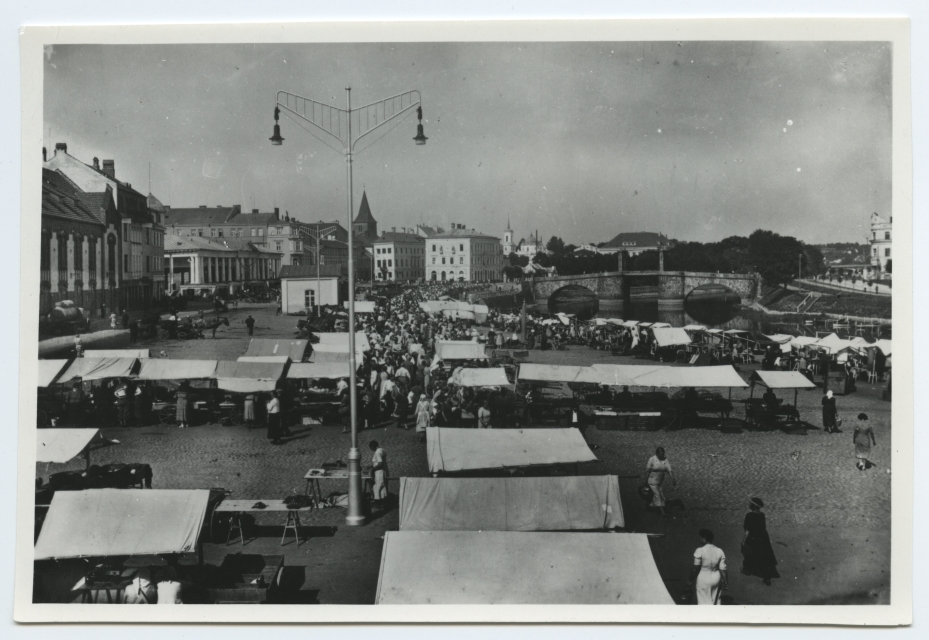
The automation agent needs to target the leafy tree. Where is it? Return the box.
[507,253,529,268]
[546,236,566,255]
[747,230,805,288]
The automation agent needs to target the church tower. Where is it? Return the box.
[352,191,378,240]
[502,215,515,255]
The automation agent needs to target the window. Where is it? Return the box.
[442,257,446,265]
[275,241,283,252]
[276,227,284,235]
[251,229,257,237]
[460,257,464,264]
[123,254,129,273]
[304,289,316,309]
[432,257,436,265]
[885,248,890,257]
[217,229,223,237]
[210,228,217,237]
[389,260,393,267]
[885,232,890,240]
[146,255,151,272]
[460,244,464,251]
[432,244,436,252]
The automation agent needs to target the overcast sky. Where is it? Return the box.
[44,41,891,245]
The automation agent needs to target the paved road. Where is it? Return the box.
[37,304,893,605]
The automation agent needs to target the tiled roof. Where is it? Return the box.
[164,206,240,226]
[279,263,343,279]
[163,235,278,254]
[234,212,279,226]
[601,232,669,248]
[432,227,500,240]
[147,193,166,212]
[375,232,424,243]
[353,191,377,224]
[42,188,105,229]
[416,225,443,237]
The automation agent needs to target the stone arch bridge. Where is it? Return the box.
[528,270,760,308]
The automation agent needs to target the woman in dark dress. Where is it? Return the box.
[821,390,838,433]
[741,497,779,585]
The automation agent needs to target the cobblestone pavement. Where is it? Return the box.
[37,305,893,605]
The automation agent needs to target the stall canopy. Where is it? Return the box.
[750,370,817,389]
[398,475,624,531]
[287,362,351,380]
[136,359,218,381]
[214,360,286,392]
[314,332,371,353]
[516,363,585,383]
[36,428,117,464]
[243,338,309,361]
[58,357,139,383]
[449,367,511,387]
[237,356,292,364]
[874,339,892,356]
[790,336,820,348]
[34,489,210,560]
[375,531,672,604]
[651,327,693,348]
[426,427,597,474]
[83,349,150,359]
[588,364,662,387]
[650,322,672,329]
[435,340,487,361]
[621,320,640,328]
[682,324,707,332]
[37,359,70,387]
[762,334,794,354]
[814,333,855,354]
[308,343,352,363]
[345,300,376,313]
[631,365,747,388]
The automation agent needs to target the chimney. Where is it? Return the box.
[54,142,67,155]
[199,205,207,208]
[274,207,280,216]
[101,159,115,178]
[392,226,396,233]
[42,147,46,162]
[92,157,100,170]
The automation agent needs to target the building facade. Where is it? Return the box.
[44,143,166,310]
[515,231,546,259]
[575,231,670,256]
[279,264,344,314]
[372,231,426,282]
[869,212,892,276]
[426,225,503,283]
[40,169,110,317]
[163,235,282,296]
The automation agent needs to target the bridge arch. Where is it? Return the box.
[547,284,599,314]
[684,282,742,302]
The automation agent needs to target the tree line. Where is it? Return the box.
[504,230,826,288]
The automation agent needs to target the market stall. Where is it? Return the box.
[37,359,71,388]
[242,338,310,361]
[374,531,672,604]
[746,370,817,428]
[83,349,151,359]
[425,427,597,475]
[398,475,624,531]
[56,357,140,383]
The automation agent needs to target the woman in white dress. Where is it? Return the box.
[689,529,728,605]
[369,440,389,507]
[415,394,431,443]
[643,447,676,516]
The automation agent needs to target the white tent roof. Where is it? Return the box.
[37,359,70,387]
[426,427,597,474]
[651,322,672,329]
[83,349,150,359]
[345,300,376,313]
[435,341,487,361]
[58,357,139,382]
[632,365,747,388]
[705,328,723,334]
[790,336,820,348]
[751,370,817,390]
[764,334,794,343]
[287,362,351,380]
[136,359,219,380]
[875,339,892,355]
[36,429,117,464]
[516,363,584,383]
[313,332,370,352]
[237,356,292,364]
[375,531,672,604]
[622,320,640,328]
[243,338,309,360]
[449,367,511,387]
[308,343,352,363]
[398,476,624,531]
[723,329,749,334]
[814,333,855,354]
[651,327,692,348]
[34,489,209,560]
[682,324,707,331]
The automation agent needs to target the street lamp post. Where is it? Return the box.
[272,87,426,526]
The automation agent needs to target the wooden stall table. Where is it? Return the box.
[593,409,663,431]
[304,468,388,504]
[71,569,136,604]
[213,500,315,547]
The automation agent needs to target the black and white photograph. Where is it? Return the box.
[14,19,912,624]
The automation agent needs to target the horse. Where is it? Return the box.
[204,316,230,338]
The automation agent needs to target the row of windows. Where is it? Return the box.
[873,231,891,240]
[375,245,423,255]
[872,247,891,257]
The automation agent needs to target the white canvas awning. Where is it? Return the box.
[83,349,150,359]
[814,333,855,354]
[631,365,747,388]
[34,489,209,560]
[874,339,892,356]
[37,359,70,387]
[435,341,487,361]
[308,343,352,363]
[682,324,707,331]
[243,339,309,361]
[313,332,371,353]
[58,357,139,382]
[750,370,817,390]
[449,367,511,387]
[36,428,117,464]
[287,362,351,380]
[790,336,820,348]
[588,364,664,387]
[398,475,624,531]
[621,320,640,328]
[346,300,376,313]
[375,531,672,604]
[516,363,584,383]
[426,427,597,474]
[214,360,285,392]
[651,322,672,329]
[237,356,292,364]
[136,359,219,381]
[651,327,692,348]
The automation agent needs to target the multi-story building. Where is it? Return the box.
[163,235,282,296]
[575,231,670,256]
[372,230,426,282]
[425,224,503,283]
[39,169,109,317]
[44,143,165,310]
[869,212,892,276]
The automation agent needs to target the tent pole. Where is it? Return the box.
[794,389,798,408]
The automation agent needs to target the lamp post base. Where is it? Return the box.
[345,447,366,526]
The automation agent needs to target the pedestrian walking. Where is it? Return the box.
[643,446,677,517]
[740,497,779,585]
[243,393,256,428]
[129,320,139,344]
[821,390,839,433]
[415,393,431,442]
[477,399,492,428]
[121,309,130,329]
[369,440,389,508]
[65,380,85,425]
[266,391,282,444]
[853,413,877,470]
[688,529,728,605]
[175,380,191,428]
[110,312,118,329]
[114,380,132,427]
[245,315,255,336]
